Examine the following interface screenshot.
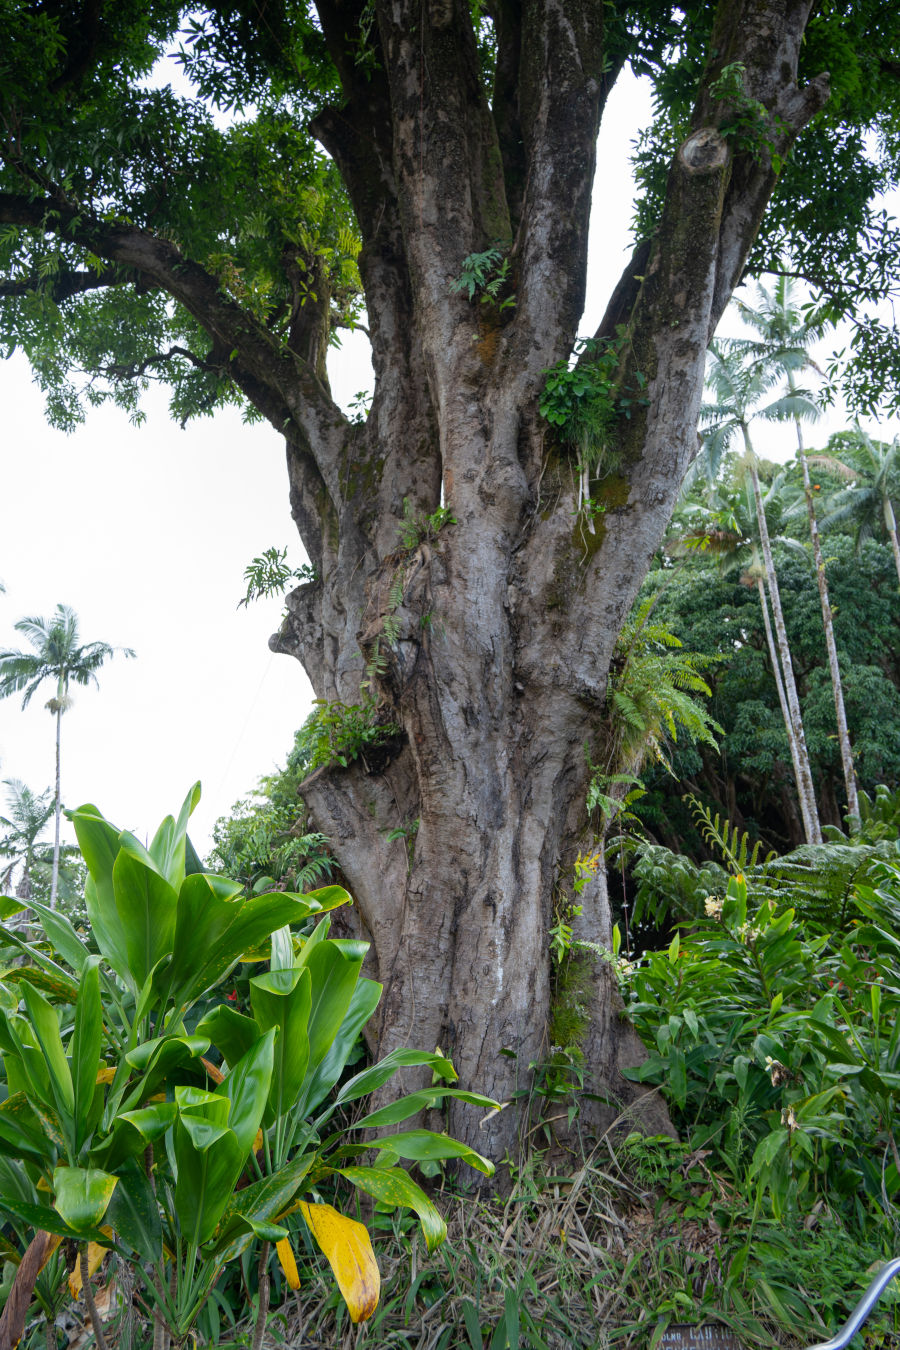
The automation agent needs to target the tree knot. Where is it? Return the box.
[679,128,729,174]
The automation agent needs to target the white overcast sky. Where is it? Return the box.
[0,70,896,858]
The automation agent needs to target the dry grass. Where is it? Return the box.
[257,1144,804,1350]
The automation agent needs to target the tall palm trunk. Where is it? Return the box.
[745,437,822,843]
[883,495,900,586]
[792,402,860,826]
[755,573,790,732]
[51,704,61,910]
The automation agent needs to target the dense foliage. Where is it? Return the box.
[1,4,898,420]
[610,836,900,1342]
[631,457,900,856]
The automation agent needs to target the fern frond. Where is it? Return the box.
[685,793,774,873]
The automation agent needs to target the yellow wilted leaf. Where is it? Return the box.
[200,1057,224,1085]
[95,1066,116,1085]
[67,1242,106,1298]
[298,1201,380,1323]
[275,1238,300,1290]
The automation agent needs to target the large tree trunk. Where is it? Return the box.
[267,0,828,1161]
[0,0,830,1166]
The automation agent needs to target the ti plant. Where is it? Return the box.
[0,786,498,1348]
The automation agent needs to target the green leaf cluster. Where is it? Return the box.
[539,333,647,477]
[0,786,498,1343]
[620,861,900,1242]
[294,699,401,776]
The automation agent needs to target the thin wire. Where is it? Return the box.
[215,652,276,797]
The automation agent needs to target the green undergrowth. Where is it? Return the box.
[241,1150,896,1350]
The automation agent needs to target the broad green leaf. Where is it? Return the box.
[120,1034,210,1113]
[340,1165,447,1251]
[0,1157,41,1216]
[112,849,178,988]
[364,1129,494,1176]
[250,967,311,1124]
[105,1158,162,1262]
[270,925,293,971]
[294,915,330,967]
[167,884,315,1011]
[353,1088,501,1130]
[0,929,79,999]
[218,1026,276,1154]
[26,901,89,975]
[336,1049,458,1105]
[174,1116,242,1247]
[0,1092,53,1161]
[0,897,26,920]
[174,1085,230,1125]
[207,1152,315,1262]
[249,1216,290,1241]
[304,940,366,1080]
[71,957,103,1153]
[195,1005,262,1068]
[22,982,74,1116]
[178,1115,232,1151]
[125,1033,210,1073]
[148,783,202,889]
[0,1195,108,1241]
[174,1032,275,1245]
[299,1200,380,1323]
[70,806,131,982]
[94,1101,177,1172]
[53,1165,118,1231]
[301,885,352,914]
[304,977,382,1115]
[1,1013,53,1104]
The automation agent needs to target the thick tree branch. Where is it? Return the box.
[312,0,442,554]
[525,0,829,708]
[0,265,134,303]
[0,189,349,501]
[374,0,510,380]
[512,0,606,347]
[697,0,830,330]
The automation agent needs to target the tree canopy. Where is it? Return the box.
[1,2,899,427]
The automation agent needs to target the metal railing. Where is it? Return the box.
[807,1256,900,1349]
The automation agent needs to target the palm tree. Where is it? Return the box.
[735,279,860,825]
[814,425,900,585]
[701,339,823,843]
[0,606,134,907]
[672,476,799,798]
[0,779,54,903]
